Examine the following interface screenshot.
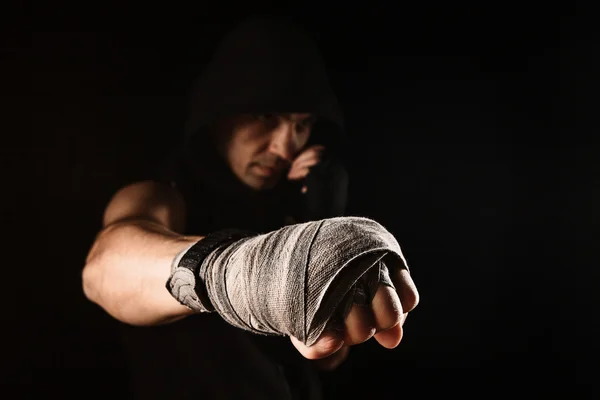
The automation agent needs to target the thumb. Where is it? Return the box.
[290,331,344,360]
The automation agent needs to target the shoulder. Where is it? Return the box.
[103,180,187,232]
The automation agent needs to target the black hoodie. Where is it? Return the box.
[121,18,347,399]
[183,17,344,143]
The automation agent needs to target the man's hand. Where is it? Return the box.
[312,345,350,371]
[288,145,326,193]
[291,268,419,361]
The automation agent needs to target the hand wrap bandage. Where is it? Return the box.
[167,217,409,346]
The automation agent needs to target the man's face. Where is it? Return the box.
[213,113,315,190]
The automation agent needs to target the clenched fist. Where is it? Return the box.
[291,267,419,366]
[287,144,326,193]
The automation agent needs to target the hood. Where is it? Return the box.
[182,17,346,150]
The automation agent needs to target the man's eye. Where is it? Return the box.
[302,116,317,128]
[296,123,308,133]
[256,114,275,122]
[298,118,315,131]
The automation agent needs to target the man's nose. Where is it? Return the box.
[268,124,297,162]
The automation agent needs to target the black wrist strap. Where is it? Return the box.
[166,228,257,312]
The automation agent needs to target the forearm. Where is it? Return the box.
[82,219,202,325]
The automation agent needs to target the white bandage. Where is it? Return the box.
[198,217,409,346]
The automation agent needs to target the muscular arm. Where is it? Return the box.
[82,181,419,365]
[82,181,202,326]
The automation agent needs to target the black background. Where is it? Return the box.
[4,2,599,398]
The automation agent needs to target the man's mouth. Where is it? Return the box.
[254,164,277,177]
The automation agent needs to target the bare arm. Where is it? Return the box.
[82,181,419,367]
[82,180,202,326]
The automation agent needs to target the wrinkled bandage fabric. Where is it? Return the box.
[171,217,409,346]
[166,229,258,312]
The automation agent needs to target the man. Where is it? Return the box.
[82,17,419,399]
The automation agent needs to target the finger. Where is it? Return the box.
[301,144,326,157]
[293,146,324,165]
[343,303,376,346]
[313,345,350,371]
[287,147,324,180]
[287,167,311,180]
[289,152,322,174]
[287,156,320,180]
[371,284,403,332]
[292,156,321,171]
[390,268,420,313]
[374,322,403,349]
[290,330,344,360]
[371,284,404,349]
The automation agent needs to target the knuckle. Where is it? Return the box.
[347,321,376,344]
[404,287,420,312]
[374,306,402,331]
